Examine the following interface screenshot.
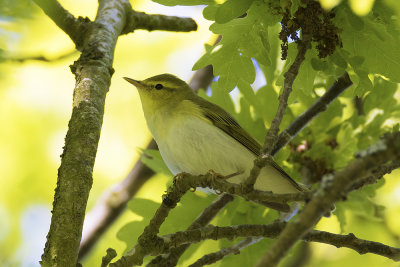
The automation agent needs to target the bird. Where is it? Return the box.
[124,73,306,212]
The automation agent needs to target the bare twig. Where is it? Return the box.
[33,0,90,50]
[172,172,309,204]
[271,72,352,155]
[123,10,197,34]
[188,237,257,267]
[348,159,400,192]
[263,39,312,155]
[3,50,78,62]
[256,132,400,267]
[242,39,311,190]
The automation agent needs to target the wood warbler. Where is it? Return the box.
[124,74,305,210]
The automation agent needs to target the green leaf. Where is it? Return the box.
[293,49,317,94]
[140,149,172,176]
[203,3,219,20]
[215,0,255,24]
[194,43,256,91]
[255,84,278,124]
[333,122,358,168]
[117,198,161,253]
[335,7,400,83]
[290,0,302,15]
[194,1,280,91]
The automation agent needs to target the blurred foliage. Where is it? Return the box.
[0,0,37,18]
[1,0,400,266]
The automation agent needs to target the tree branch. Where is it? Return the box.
[348,159,400,192]
[188,237,257,267]
[271,72,352,155]
[256,132,400,267]
[40,0,129,265]
[262,39,311,155]
[113,222,400,265]
[2,50,78,62]
[33,0,90,50]
[242,39,311,190]
[111,171,307,266]
[147,193,234,267]
[123,10,197,34]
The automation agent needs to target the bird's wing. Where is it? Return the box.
[192,96,305,192]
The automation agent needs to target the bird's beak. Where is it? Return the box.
[123,77,142,88]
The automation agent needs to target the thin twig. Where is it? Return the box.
[188,237,257,267]
[242,39,311,190]
[256,132,400,267]
[263,39,312,155]
[348,159,400,192]
[271,72,352,155]
[3,50,78,62]
[123,10,197,34]
[33,0,90,50]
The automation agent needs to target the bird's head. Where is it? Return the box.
[124,74,194,112]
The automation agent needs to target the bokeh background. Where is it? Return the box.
[0,0,399,266]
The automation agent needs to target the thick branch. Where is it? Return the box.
[33,0,90,49]
[122,10,197,34]
[256,132,400,267]
[40,0,128,265]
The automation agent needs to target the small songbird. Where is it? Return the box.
[124,74,305,211]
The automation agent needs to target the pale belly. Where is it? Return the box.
[152,116,300,194]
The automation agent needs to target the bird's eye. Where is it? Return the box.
[155,84,163,90]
